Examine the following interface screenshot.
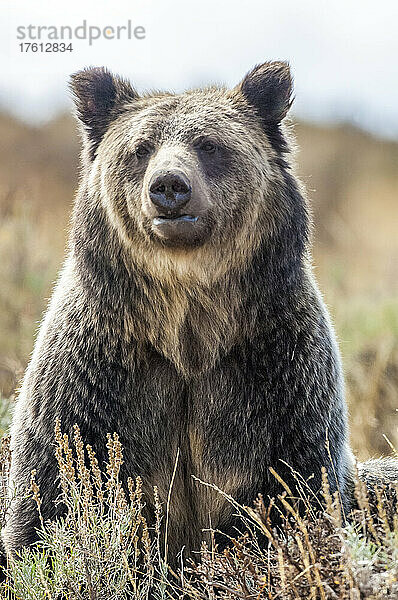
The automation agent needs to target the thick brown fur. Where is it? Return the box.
[4,62,392,565]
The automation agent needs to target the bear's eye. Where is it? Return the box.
[199,140,217,154]
[135,143,153,159]
[194,137,230,178]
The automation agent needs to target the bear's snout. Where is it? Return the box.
[143,159,212,248]
[149,170,192,215]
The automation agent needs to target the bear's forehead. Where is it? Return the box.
[123,90,258,145]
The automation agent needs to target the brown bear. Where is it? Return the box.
[2,61,361,563]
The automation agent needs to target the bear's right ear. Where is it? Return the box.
[70,67,138,160]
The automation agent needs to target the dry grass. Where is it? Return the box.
[0,426,397,599]
[1,426,169,599]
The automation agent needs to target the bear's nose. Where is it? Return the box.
[149,171,191,214]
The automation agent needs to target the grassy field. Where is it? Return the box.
[1,425,398,599]
[0,112,397,597]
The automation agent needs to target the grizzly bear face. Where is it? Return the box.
[71,62,294,279]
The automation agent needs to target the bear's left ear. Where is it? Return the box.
[70,66,138,159]
[238,61,293,124]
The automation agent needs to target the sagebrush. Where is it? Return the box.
[1,425,398,599]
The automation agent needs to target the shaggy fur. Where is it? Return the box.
[5,61,390,564]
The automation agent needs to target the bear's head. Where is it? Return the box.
[71,62,304,283]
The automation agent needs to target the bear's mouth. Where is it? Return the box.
[153,215,198,225]
[150,213,209,248]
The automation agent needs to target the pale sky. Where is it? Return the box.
[1,0,398,138]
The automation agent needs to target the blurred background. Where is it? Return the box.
[0,0,397,459]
